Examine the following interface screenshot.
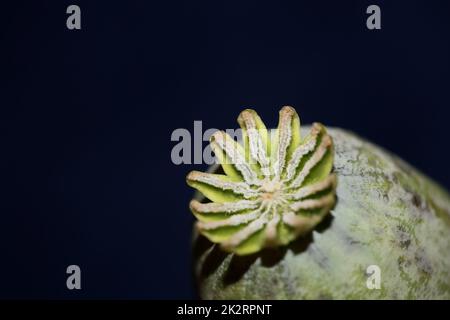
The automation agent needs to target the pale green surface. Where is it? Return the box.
[192,127,450,299]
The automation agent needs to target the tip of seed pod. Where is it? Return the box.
[310,123,321,135]
[210,130,225,143]
[220,242,234,252]
[186,170,201,182]
[312,122,326,132]
[322,134,333,147]
[237,109,256,124]
[280,106,296,114]
[329,173,338,188]
[195,221,205,232]
[240,108,257,117]
[189,199,200,211]
[264,232,279,248]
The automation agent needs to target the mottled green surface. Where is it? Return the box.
[192,127,450,299]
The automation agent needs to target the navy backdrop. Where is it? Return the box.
[1,0,450,298]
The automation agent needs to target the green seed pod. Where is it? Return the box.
[187,107,336,255]
[189,108,450,299]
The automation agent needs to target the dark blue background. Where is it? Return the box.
[1,0,449,298]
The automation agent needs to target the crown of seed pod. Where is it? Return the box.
[186,106,337,255]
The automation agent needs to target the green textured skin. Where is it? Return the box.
[192,127,450,299]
